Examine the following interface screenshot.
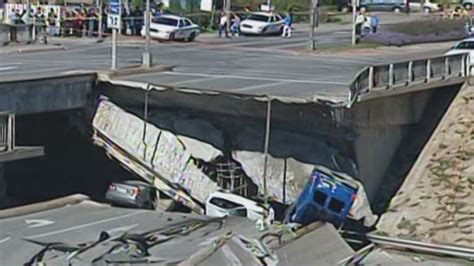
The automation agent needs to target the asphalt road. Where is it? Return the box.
[0,20,452,103]
[0,200,262,264]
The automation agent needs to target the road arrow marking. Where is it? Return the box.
[0,236,11,244]
[25,219,55,228]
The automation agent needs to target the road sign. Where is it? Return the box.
[107,14,121,29]
[107,0,121,29]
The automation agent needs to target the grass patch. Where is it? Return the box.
[362,18,467,46]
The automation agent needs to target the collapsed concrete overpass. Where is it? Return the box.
[0,53,468,211]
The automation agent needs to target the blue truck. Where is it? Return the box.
[288,167,360,227]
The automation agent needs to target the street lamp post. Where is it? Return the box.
[351,0,357,46]
[142,0,152,68]
[97,0,103,38]
[309,0,318,50]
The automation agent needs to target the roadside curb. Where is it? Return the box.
[98,64,174,79]
[0,45,66,55]
[17,45,66,54]
[0,194,89,219]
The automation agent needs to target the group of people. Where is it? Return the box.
[7,7,58,43]
[6,4,153,41]
[218,11,241,38]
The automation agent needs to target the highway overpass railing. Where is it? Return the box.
[0,112,15,153]
[348,53,469,106]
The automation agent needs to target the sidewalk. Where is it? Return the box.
[0,43,66,55]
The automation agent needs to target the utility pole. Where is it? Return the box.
[109,0,121,69]
[351,0,357,46]
[309,0,318,50]
[262,95,272,207]
[225,0,231,37]
[111,29,117,69]
[98,0,103,38]
[142,0,152,68]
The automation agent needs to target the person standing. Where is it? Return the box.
[87,7,97,37]
[8,9,20,42]
[133,6,143,36]
[230,14,240,37]
[35,7,48,44]
[370,13,379,33]
[281,11,293,38]
[218,11,228,38]
[48,8,58,37]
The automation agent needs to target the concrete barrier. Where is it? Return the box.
[16,24,33,44]
[0,194,89,219]
[0,24,9,45]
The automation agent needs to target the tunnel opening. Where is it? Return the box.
[2,110,131,209]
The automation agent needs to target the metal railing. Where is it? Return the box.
[348,53,469,107]
[0,112,15,153]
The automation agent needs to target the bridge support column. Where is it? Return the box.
[0,164,7,209]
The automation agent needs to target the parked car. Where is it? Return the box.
[445,38,474,74]
[409,0,442,13]
[336,0,353,12]
[141,14,200,41]
[105,180,158,209]
[359,0,408,13]
[205,191,265,221]
[239,12,284,35]
[462,0,474,10]
[338,0,409,13]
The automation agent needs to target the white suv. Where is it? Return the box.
[410,0,442,13]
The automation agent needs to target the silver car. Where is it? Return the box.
[105,180,158,209]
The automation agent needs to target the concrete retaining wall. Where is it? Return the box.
[0,73,95,115]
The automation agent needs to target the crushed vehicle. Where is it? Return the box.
[105,180,158,210]
[286,166,378,228]
[205,191,266,221]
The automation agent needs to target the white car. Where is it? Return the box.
[445,38,474,72]
[409,0,442,13]
[141,14,200,41]
[205,191,265,221]
[240,12,284,35]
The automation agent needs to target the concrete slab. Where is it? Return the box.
[0,146,44,163]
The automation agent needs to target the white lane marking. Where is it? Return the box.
[25,211,146,239]
[107,224,139,235]
[0,237,11,244]
[169,76,220,86]
[0,66,18,71]
[221,244,242,266]
[233,81,288,92]
[158,71,348,85]
[25,219,55,228]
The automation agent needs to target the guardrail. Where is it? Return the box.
[348,53,469,107]
[0,112,15,153]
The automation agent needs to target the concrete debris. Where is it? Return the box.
[5,200,353,265]
[92,97,219,212]
[233,150,314,204]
